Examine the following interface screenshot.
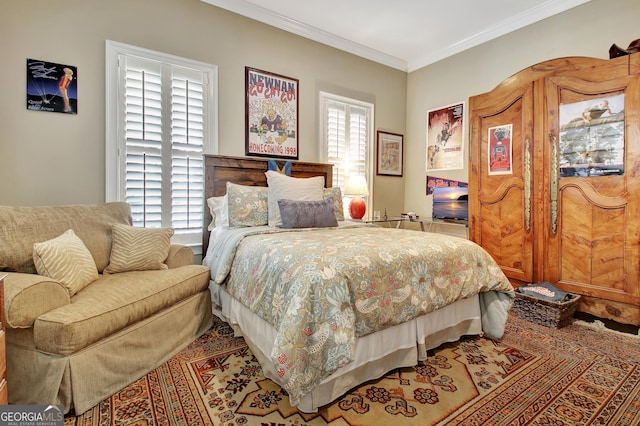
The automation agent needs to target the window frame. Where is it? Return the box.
[105,40,218,253]
[318,91,375,217]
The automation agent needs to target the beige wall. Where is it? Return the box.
[2,0,639,227]
[0,0,406,215]
[406,0,640,227]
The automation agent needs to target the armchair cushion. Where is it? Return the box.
[103,225,174,274]
[32,229,99,296]
[165,244,195,269]
[34,265,210,355]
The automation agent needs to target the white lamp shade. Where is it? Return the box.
[344,175,369,196]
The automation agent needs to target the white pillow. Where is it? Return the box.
[207,195,228,230]
[265,170,325,227]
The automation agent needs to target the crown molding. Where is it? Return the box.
[201,0,408,71]
[407,0,592,71]
[202,0,591,73]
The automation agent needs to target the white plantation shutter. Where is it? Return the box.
[107,41,217,252]
[170,73,205,235]
[348,105,369,178]
[326,102,347,187]
[123,59,164,228]
[320,92,374,200]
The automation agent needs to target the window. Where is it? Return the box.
[319,92,374,214]
[106,41,218,253]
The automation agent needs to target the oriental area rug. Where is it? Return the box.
[64,313,640,426]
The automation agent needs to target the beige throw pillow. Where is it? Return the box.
[33,229,99,296]
[103,224,174,274]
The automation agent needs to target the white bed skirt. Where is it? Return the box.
[209,280,482,413]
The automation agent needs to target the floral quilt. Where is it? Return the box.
[205,224,514,407]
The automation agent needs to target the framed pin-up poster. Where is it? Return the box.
[26,58,77,114]
[245,67,299,159]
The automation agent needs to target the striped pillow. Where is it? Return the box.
[103,224,174,274]
[33,229,99,296]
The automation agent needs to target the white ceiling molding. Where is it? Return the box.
[201,0,407,70]
[202,0,591,73]
[408,0,592,71]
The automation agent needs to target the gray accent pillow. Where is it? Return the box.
[277,197,339,229]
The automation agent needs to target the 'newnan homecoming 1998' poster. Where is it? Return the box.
[245,67,298,159]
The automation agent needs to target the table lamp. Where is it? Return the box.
[345,175,369,220]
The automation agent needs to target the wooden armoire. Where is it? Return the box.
[469,53,640,326]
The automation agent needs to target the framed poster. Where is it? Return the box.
[245,67,299,159]
[488,124,513,175]
[376,130,403,176]
[426,102,464,171]
[558,94,625,177]
[26,58,77,114]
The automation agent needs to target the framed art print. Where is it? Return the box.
[426,102,464,171]
[488,124,513,175]
[245,67,299,159]
[377,130,403,176]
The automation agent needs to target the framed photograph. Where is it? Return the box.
[377,131,403,176]
[245,67,299,159]
[426,102,464,171]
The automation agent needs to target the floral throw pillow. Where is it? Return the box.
[323,187,345,221]
[226,182,269,227]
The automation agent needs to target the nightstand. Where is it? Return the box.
[366,217,468,238]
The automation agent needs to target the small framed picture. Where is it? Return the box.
[376,130,403,176]
[488,124,513,175]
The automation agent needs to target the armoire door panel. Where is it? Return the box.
[477,187,529,280]
[558,187,626,297]
[469,84,534,283]
[546,74,640,306]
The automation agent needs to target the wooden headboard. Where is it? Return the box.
[202,154,334,253]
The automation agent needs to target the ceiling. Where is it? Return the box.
[201,0,591,72]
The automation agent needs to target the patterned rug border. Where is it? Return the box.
[64,313,640,426]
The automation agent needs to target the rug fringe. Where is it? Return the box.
[572,319,640,338]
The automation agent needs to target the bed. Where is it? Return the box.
[202,154,514,413]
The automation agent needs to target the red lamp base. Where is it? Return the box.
[349,196,366,220]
